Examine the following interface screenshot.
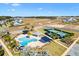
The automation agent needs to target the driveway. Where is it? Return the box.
[67,44,79,56]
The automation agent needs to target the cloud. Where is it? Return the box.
[7,9,10,11]
[11,3,20,6]
[4,3,21,7]
[38,8,43,10]
[48,11,53,13]
[11,9,15,11]
[7,9,15,12]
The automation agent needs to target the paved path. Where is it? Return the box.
[54,40,68,49]
[62,37,79,56]
[0,38,13,56]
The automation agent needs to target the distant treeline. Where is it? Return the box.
[0,16,79,20]
[24,16,57,19]
[0,16,12,20]
[0,16,58,20]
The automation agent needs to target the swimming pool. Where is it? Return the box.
[18,36,37,46]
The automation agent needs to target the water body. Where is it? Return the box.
[18,36,37,46]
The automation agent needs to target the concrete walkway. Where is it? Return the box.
[54,40,68,49]
[0,39,13,56]
[62,37,79,56]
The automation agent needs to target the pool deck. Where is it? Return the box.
[15,33,46,48]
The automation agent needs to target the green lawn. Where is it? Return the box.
[38,28,45,33]
[76,40,79,44]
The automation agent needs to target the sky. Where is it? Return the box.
[0,3,79,16]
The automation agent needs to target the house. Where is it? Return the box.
[63,17,77,22]
[13,17,23,26]
[0,20,6,25]
[33,32,41,37]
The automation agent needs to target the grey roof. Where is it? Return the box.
[33,32,41,35]
[64,17,77,22]
[0,20,6,24]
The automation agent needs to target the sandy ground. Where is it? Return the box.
[63,25,79,30]
[9,26,24,32]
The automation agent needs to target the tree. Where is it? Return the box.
[0,24,2,27]
[30,25,34,31]
[0,49,4,56]
[0,16,6,20]
[0,47,4,56]
[0,16,12,20]
[3,35,12,43]
[8,40,17,49]
[50,33,59,39]
[61,36,73,45]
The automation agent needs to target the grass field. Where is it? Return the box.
[37,28,45,33]
[76,40,79,44]
[42,41,67,56]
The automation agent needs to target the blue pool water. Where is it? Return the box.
[18,36,37,46]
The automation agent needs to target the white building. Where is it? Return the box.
[63,17,77,22]
[13,17,23,26]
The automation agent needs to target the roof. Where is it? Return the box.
[45,28,67,38]
[33,32,41,35]
[64,17,77,22]
[39,36,52,43]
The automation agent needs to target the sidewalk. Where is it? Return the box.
[0,39,13,56]
[62,37,79,56]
